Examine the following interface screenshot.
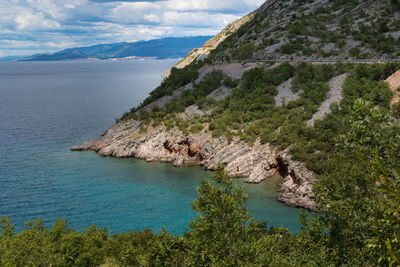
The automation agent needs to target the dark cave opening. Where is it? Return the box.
[275,155,289,178]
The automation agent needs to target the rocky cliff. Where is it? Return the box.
[385,69,400,107]
[210,0,400,61]
[163,12,255,77]
[72,120,318,211]
[71,0,400,213]
[166,0,400,78]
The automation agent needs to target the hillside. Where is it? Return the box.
[74,0,400,211]
[164,0,400,71]
[163,12,255,76]
[209,0,400,61]
[19,36,212,61]
[4,0,398,266]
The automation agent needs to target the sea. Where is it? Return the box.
[0,60,301,234]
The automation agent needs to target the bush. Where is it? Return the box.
[349,47,361,57]
[139,126,148,134]
[393,102,400,118]
[232,43,256,60]
[190,124,204,134]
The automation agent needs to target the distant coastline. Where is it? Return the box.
[11,36,212,62]
[0,56,181,63]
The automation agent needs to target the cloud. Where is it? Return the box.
[165,0,264,13]
[15,10,60,31]
[162,11,239,27]
[0,0,266,56]
[144,13,160,23]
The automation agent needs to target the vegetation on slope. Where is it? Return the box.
[210,0,400,61]
[119,62,399,176]
[3,1,400,266]
[1,100,399,266]
[117,0,400,176]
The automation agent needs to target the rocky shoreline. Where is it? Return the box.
[72,120,318,211]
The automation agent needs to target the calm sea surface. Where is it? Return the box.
[0,60,301,234]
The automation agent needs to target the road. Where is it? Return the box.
[227,58,400,64]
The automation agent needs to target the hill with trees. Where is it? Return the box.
[3,0,400,265]
[2,108,400,265]
[210,0,400,61]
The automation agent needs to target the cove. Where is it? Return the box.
[0,60,301,234]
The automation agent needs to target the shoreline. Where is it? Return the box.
[72,120,318,211]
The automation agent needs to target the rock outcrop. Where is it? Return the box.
[275,78,300,107]
[72,119,318,211]
[163,12,256,77]
[385,69,400,107]
[196,63,259,82]
[307,73,348,127]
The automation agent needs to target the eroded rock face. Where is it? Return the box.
[307,73,348,127]
[71,120,318,211]
[163,12,256,77]
[385,69,400,107]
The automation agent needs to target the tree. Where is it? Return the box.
[232,43,256,60]
[187,165,265,266]
[314,99,400,265]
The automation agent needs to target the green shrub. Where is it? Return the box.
[232,43,256,60]
[190,124,204,134]
[139,126,148,134]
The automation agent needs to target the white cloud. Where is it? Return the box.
[15,10,60,31]
[144,13,160,23]
[0,0,266,56]
[165,0,265,12]
[47,41,78,49]
[0,40,41,48]
[109,1,241,27]
[163,11,239,27]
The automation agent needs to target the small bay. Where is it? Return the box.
[0,60,301,234]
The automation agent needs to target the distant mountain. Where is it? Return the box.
[0,56,23,61]
[20,36,212,61]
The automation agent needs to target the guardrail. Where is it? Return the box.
[224,59,400,63]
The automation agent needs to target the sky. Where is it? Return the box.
[0,0,266,57]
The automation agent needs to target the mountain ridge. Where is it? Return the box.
[73,0,400,211]
[19,36,212,61]
[168,0,400,66]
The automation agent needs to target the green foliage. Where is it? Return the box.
[175,118,190,134]
[342,64,397,110]
[280,38,308,55]
[189,123,204,134]
[349,47,361,57]
[117,61,399,178]
[143,64,199,106]
[292,63,335,104]
[223,76,239,88]
[391,0,400,10]
[205,62,345,173]
[313,99,400,265]
[187,166,266,266]
[232,43,256,60]
[1,110,399,266]
[118,61,204,122]
[207,0,400,61]
[393,101,400,118]
[0,218,111,267]
[139,126,148,134]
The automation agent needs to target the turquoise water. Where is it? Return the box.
[0,60,301,234]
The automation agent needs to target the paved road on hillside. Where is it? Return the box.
[227,59,400,63]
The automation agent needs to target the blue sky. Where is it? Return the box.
[0,0,265,57]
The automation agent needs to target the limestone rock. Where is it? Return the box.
[72,120,318,211]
